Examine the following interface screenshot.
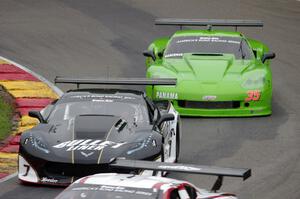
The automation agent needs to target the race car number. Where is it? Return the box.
[245,90,261,102]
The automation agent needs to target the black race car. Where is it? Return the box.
[18,78,180,186]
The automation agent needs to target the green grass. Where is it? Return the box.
[0,96,13,140]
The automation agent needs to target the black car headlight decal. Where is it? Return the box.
[33,137,50,154]
[126,140,147,155]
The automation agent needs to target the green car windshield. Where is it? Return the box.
[164,36,253,59]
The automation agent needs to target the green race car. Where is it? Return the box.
[144,19,275,117]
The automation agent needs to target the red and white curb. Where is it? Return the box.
[0,56,63,181]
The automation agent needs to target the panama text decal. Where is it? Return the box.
[156,91,178,100]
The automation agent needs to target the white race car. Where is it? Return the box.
[55,159,251,199]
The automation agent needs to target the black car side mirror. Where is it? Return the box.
[29,110,46,123]
[157,113,175,126]
[143,50,156,61]
[261,52,275,63]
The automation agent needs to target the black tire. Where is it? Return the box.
[175,123,180,163]
[161,142,165,163]
[158,143,166,177]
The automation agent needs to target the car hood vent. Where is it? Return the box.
[115,119,127,132]
[74,115,120,139]
[192,53,223,56]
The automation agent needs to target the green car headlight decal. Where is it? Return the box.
[242,76,266,89]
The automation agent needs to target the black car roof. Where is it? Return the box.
[57,88,145,104]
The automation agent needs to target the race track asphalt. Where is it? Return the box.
[0,0,299,198]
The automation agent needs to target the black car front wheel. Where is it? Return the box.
[175,123,180,162]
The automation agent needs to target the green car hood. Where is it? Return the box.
[163,54,253,83]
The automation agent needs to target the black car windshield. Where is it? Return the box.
[56,185,158,199]
[47,101,149,125]
[164,36,253,59]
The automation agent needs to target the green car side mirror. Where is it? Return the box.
[262,52,275,63]
[143,50,156,61]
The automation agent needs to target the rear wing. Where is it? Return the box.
[110,158,251,192]
[54,77,176,88]
[155,18,263,30]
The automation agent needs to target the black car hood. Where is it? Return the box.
[21,115,162,164]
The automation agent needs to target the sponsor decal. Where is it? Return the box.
[176,36,240,44]
[69,95,135,100]
[165,53,183,58]
[165,36,240,58]
[245,90,261,102]
[72,186,153,196]
[156,91,178,100]
[99,185,153,196]
[41,177,58,183]
[202,95,217,101]
[53,139,126,151]
[92,99,113,102]
[158,165,201,171]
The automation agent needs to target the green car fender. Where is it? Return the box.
[247,38,270,62]
[145,37,169,68]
